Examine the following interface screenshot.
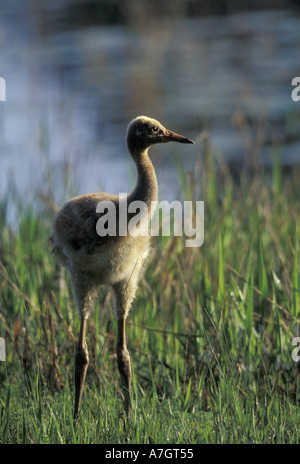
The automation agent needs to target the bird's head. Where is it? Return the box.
[126,116,194,155]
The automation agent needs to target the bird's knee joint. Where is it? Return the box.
[116,345,130,361]
[75,346,89,367]
[116,345,131,372]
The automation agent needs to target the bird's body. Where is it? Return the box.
[49,116,194,418]
[52,193,150,302]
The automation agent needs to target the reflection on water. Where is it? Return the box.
[0,3,299,223]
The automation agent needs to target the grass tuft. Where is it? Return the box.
[0,125,299,443]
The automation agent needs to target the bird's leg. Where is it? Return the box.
[74,317,89,419]
[116,318,131,415]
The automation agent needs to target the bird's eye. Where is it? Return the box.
[151,126,159,133]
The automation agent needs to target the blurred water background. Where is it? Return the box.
[0,0,299,222]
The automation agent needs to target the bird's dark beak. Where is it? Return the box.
[163,129,194,144]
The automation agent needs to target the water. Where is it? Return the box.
[0,3,299,223]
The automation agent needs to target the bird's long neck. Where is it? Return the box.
[128,149,158,208]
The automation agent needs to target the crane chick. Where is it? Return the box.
[49,116,194,418]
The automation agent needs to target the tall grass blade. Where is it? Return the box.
[292,227,299,317]
[0,387,10,443]
[183,377,192,411]
[217,231,225,304]
[258,227,268,301]
[272,148,281,195]
[246,272,254,339]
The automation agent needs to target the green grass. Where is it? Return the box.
[0,133,299,444]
